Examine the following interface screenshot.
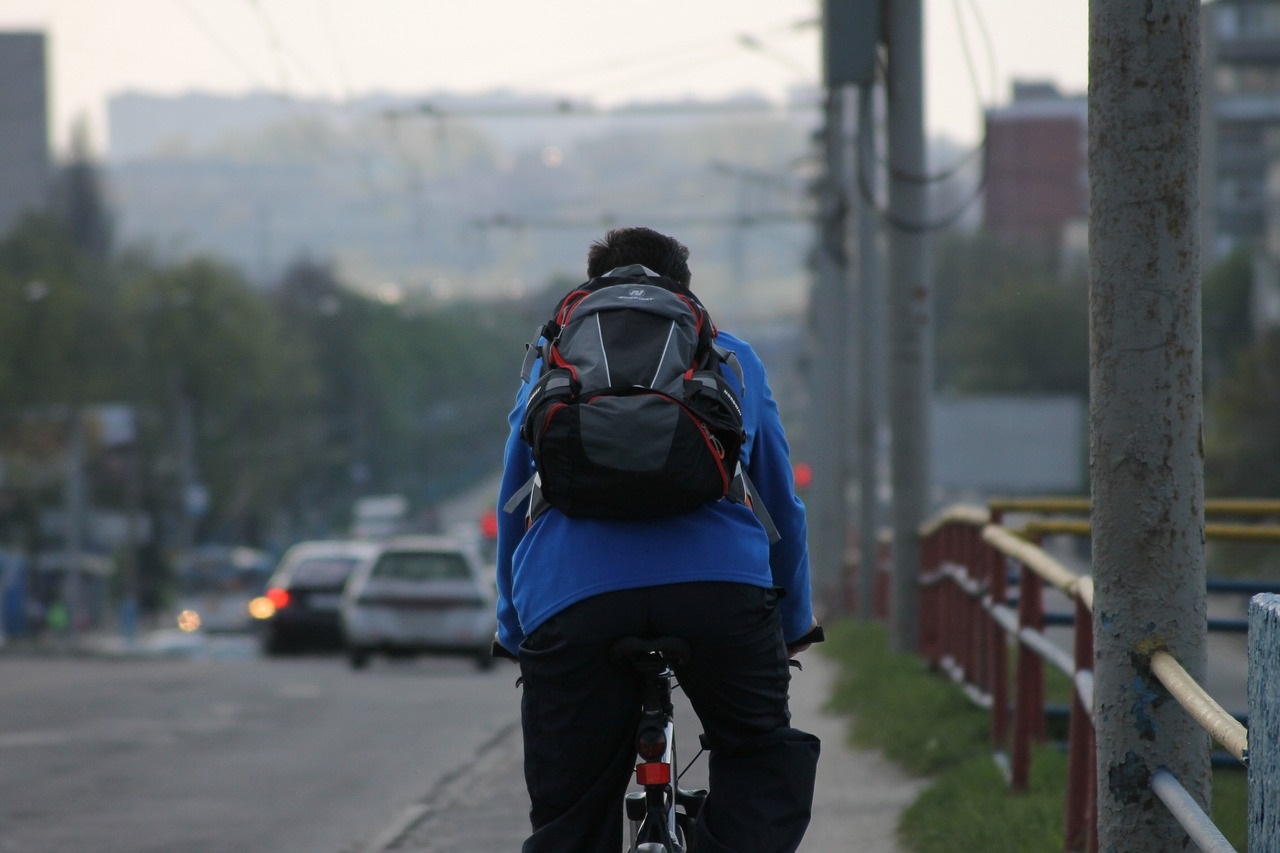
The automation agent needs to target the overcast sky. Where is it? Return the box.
[0,0,1089,156]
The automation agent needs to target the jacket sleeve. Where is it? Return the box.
[739,346,815,644]
[494,380,534,654]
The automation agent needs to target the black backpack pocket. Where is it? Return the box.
[531,389,731,520]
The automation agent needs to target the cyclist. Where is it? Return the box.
[496,226,820,853]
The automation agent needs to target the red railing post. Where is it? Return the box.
[875,535,891,620]
[988,539,1010,754]
[962,525,978,684]
[919,528,940,664]
[1011,563,1045,791]
[945,525,960,674]
[1063,593,1096,852]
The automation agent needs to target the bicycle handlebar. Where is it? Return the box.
[492,639,519,662]
[787,624,825,651]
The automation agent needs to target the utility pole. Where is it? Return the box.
[816,0,883,615]
[808,86,852,611]
[886,0,930,653]
[62,406,86,633]
[855,83,882,621]
[1089,1,1208,850]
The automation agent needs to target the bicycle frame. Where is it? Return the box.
[613,637,706,853]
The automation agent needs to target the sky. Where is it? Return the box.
[0,0,1089,157]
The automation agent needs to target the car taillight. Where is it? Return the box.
[266,588,290,610]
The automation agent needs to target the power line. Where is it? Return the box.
[512,16,818,94]
[471,211,812,230]
[176,0,271,88]
[244,0,337,98]
[382,98,821,122]
[317,0,353,101]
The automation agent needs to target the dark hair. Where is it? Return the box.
[586,227,691,288]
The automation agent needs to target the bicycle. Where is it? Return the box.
[611,636,704,853]
[494,624,823,853]
[612,625,825,853]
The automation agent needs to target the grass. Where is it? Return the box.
[821,618,1249,852]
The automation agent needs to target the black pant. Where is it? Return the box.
[518,582,820,853]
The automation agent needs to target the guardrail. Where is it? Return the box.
[913,499,1280,853]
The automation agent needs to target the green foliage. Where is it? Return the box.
[823,619,989,775]
[933,233,1088,396]
[0,204,547,553]
[823,618,1249,852]
[0,214,117,406]
[116,255,322,540]
[1203,248,1254,391]
[1212,767,1247,852]
[1205,330,1280,499]
[901,748,1068,853]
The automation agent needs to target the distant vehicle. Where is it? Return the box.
[173,546,273,634]
[351,494,408,539]
[341,535,497,671]
[255,540,379,655]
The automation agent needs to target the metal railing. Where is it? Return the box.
[909,498,1280,853]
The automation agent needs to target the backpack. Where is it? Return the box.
[503,266,778,540]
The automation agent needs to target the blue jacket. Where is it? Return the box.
[495,327,813,653]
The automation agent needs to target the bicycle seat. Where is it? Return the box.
[609,636,693,666]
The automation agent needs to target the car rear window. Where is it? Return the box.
[371,551,471,582]
[291,556,360,586]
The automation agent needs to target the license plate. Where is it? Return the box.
[309,594,342,611]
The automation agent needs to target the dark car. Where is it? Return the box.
[256,540,379,655]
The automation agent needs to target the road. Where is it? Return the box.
[0,638,520,853]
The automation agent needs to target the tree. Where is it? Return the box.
[1206,329,1280,498]
[1202,247,1253,391]
[933,232,1089,396]
[0,215,100,408]
[117,256,320,545]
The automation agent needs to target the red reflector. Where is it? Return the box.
[266,588,290,609]
[635,762,671,786]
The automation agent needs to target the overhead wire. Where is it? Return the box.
[512,16,817,95]
[176,0,272,89]
[244,0,338,99]
[856,0,997,232]
[317,0,353,102]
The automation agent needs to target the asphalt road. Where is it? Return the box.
[0,639,520,853]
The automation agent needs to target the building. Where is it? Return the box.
[0,32,51,235]
[1203,0,1280,260]
[982,81,1088,257]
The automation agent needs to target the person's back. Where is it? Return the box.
[496,226,820,853]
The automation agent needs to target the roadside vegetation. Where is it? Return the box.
[821,619,1248,852]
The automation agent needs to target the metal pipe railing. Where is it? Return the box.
[1149,650,1248,765]
[1149,769,1238,853]
[913,500,1276,853]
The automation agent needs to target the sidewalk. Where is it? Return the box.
[378,651,926,853]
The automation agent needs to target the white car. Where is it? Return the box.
[340,536,497,671]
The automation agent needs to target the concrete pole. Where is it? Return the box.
[855,82,882,621]
[1248,593,1280,853]
[62,406,85,633]
[1089,1,1208,850]
[809,86,852,614]
[886,0,931,653]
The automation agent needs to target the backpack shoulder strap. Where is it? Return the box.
[502,471,552,527]
[727,466,781,544]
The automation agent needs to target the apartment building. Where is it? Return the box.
[0,32,51,234]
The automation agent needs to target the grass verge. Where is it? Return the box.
[821,618,1248,852]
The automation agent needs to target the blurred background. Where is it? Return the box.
[0,0,1275,644]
